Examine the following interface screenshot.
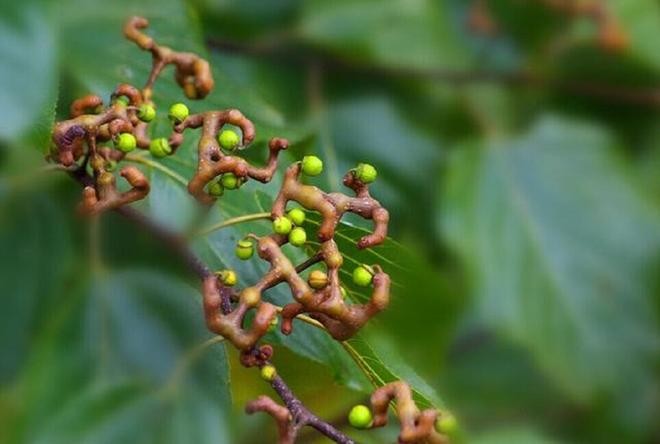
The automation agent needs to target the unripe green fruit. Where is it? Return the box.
[348,405,373,429]
[221,173,239,190]
[287,208,306,226]
[308,270,328,289]
[168,103,189,123]
[217,269,237,287]
[116,96,130,106]
[115,133,136,153]
[138,104,156,122]
[352,265,373,287]
[268,316,278,333]
[218,129,240,151]
[235,239,254,260]
[272,216,293,235]
[355,163,377,184]
[260,365,277,382]
[288,227,307,247]
[149,138,172,158]
[105,160,117,172]
[208,180,224,197]
[301,155,323,176]
[435,413,458,435]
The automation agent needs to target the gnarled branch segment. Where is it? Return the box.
[246,396,297,444]
[124,16,214,100]
[272,163,389,249]
[79,166,150,216]
[371,381,445,444]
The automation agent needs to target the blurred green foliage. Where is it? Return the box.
[0,0,659,443]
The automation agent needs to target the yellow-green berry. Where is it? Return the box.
[168,103,189,123]
[435,413,458,435]
[288,227,307,247]
[218,129,240,151]
[260,365,277,382]
[268,316,279,333]
[355,163,377,184]
[208,180,224,197]
[272,216,293,235]
[352,265,373,287]
[115,96,130,106]
[340,286,348,299]
[301,155,323,176]
[149,138,171,158]
[138,104,156,122]
[348,405,373,429]
[308,270,328,289]
[115,133,136,153]
[217,269,237,287]
[221,173,239,190]
[287,208,306,226]
[235,239,254,260]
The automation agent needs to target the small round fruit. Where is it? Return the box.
[288,227,307,247]
[115,133,136,153]
[221,173,239,190]
[308,270,328,289]
[355,163,377,184]
[235,239,254,260]
[138,104,156,122]
[105,160,117,172]
[435,413,458,435]
[168,103,189,123]
[115,96,130,106]
[218,269,237,287]
[348,405,373,429]
[268,316,279,333]
[208,181,224,197]
[287,208,306,226]
[218,129,240,151]
[260,365,277,382]
[301,155,323,176]
[149,138,171,158]
[352,265,373,287]
[272,216,293,235]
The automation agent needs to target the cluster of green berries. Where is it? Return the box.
[208,172,243,197]
[272,207,307,247]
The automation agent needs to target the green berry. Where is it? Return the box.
[115,133,136,153]
[355,163,377,184]
[168,103,189,123]
[267,316,279,333]
[348,405,373,429]
[435,413,458,435]
[352,265,373,287]
[272,216,293,235]
[218,129,240,151]
[288,227,307,247]
[287,208,306,226]
[301,155,323,176]
[116,96,130,106]
[235,239,254,260]
[208,181,224,197]
[260,365,277,382]
[149,138,171,158]
[308,270,328,289]
[105,160,117,172]
[221,173,239,190]
[217,269,237,287]
[138,104,156,122]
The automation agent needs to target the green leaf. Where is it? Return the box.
[439,115,660,400]
[299,0,469,69]
[0,2,57,142]
[610,0,660,71]
[472,426,562,444]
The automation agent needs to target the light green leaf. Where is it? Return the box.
[440,115,660,399]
